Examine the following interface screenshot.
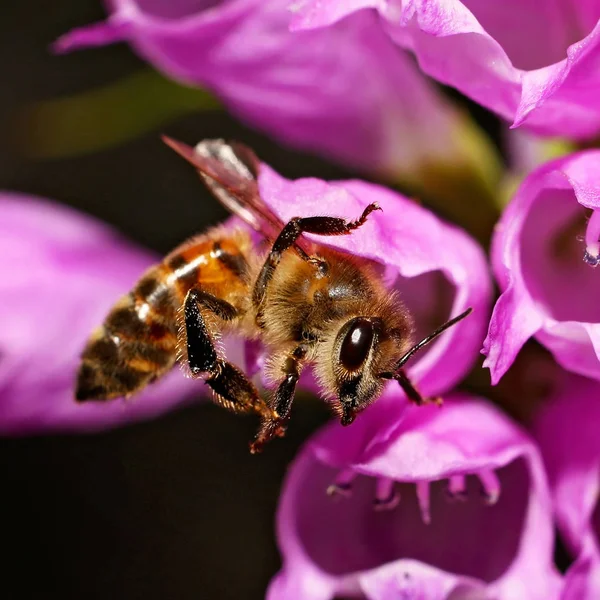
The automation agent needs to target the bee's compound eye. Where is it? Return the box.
[340,318,374,371]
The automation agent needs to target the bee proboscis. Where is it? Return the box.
[76,137,471,452]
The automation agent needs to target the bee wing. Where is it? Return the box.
[162,136,286,242]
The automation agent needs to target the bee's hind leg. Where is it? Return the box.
[183,289,272,419]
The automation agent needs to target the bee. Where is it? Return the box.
[76,137,471,452]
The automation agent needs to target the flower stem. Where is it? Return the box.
[15,68,220,159]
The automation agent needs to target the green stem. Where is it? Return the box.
[16,69,220,159]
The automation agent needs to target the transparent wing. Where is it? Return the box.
[162,136,287,243]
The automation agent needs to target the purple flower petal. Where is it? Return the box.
[258,166,492,401]
[270,393,561,599]
[483,150,600,383]
[358,561,487,599]
[291,0,600,139]
[55,1,492,180]
[534,374,600,600]
[0,192,201,434]
[562,551,600,600]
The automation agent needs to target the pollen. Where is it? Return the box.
[584,210,600,267]
[326,468,502,523]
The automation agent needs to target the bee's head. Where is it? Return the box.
[331,315,411,426]
[330,308,473,426]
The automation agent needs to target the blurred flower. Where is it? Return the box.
[534,374,600,600]
[0,192,198,434]
[483,151,600,384]
[291,0,600,139]
[18,69,218,159]
[505,130,574,180]
[269,394,561,599]
[256,162,491,435]
[55,0,501,214]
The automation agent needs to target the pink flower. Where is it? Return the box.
[54,0,491,181]
[0,192,198,434]
[269,394,561,599]
[483,151,600,384]
[291,0,600,139]
[534,374,600,600]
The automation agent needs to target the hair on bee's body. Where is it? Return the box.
[77,226,254,401]
[76,137,472,452]
[258,247,413,396]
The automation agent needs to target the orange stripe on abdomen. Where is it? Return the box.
[164,236,250,304]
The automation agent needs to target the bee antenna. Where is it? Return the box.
[394,308,473,370]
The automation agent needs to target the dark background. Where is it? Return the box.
[0,2,352,598]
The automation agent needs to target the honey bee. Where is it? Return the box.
[76,137,471,452]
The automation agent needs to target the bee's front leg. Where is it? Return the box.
[252,203,381,308]
[250,345,308,454]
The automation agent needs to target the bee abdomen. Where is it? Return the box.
[76,284,178,401]
[76,232,252,402]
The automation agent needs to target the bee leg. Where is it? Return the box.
[205,361,272,416]
[249,348,306,454]
[388,369,442,407]
[183,289,271,417]
[253,203,381,307]
[184,289,237,375]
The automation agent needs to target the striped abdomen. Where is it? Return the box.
[76,229,252,401]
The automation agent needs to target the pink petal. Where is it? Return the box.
[561,551,600,600]
[483,151,600,383]
[292,0,600,139]
[482,286,543,385]
[56,0,490,178]
[534,374,600,600]
[288,0,382,31]
[0,193,201,434]
[271,393,561,599]
[358,561,487,600]
[54,18,131,53]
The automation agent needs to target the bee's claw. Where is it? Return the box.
[249,439,264,454]
[249,417,287,453]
